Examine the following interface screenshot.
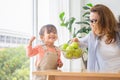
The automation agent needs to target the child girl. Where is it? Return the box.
[26,24,63,80]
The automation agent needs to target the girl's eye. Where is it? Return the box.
[53,31,57,34]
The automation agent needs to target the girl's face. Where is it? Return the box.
[90,12,100,35]
[42,29,58,45]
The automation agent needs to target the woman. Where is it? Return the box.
[72,4,120,72]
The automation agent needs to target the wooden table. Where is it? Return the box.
[32,70,120,80]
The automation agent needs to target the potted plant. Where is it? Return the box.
[59,12,76,38]
[59,3,93,69]
[75,3,93,36]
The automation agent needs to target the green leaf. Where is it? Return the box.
[86,3,93,7]
[65,21,69,27]
[82,11,90,17]
[60,23,66,27]
[69,17,76,25]
[72,28,76,38]
[84,18,90,22]
[75,27,89,34]
[59,12,65,21]
[83,3,93,10]
[76,21,90,25]
[84,16,90,19]
[83,6,90,10]
[67,17,76,32]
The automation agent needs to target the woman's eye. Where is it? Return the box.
[90,19,97,24]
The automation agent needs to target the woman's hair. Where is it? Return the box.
[90,4,119,44]
[39,24,57,36]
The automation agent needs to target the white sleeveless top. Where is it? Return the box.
[97,36,120,73]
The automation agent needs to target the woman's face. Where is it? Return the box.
[90,12,100,35]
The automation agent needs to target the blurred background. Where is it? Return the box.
[0,0,120,80]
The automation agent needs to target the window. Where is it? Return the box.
[0,35,5,42]
[6,36,11,43]
[0,0,32,79]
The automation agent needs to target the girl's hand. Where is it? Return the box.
[28,36,36,46]
[30,36,36,43]
[58,62,63,68]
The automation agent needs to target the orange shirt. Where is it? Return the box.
[26,45,62,67]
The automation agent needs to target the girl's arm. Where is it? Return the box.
[26,36,39,57]
[57,50,63,68]
[26,45,39,57]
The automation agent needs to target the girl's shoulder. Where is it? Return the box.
[54,46,60,51]
[35,44,42,47]
[34,44,44,49]
[54,46,61,55]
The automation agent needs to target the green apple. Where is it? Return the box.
[61,43,69,51]
[66,46,75,53]
[65,52,73,59]
[73,48,83,58]
[70,42,79,49]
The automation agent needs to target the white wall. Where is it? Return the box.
[69,0,85,72]
[85,0,120,20]
[0,0,33,34]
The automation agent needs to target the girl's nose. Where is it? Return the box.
[50,32,55,35]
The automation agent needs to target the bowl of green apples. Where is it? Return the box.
[60,42,83,59]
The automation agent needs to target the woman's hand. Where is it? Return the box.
[71,37,80,46]
[71,37,79,42]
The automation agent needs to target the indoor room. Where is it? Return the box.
[0,0,120,80]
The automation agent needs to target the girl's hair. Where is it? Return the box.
[39,24,57,36]
[90,4,119,44]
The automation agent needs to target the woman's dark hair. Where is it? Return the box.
[39,24,57,36]
[118,16,120,29]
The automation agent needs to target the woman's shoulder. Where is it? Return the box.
[89,31,99,39]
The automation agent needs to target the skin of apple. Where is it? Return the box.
[73,48,83,58]
[61,43,69,50]
[65,52,73,59]
[70,42,79,49]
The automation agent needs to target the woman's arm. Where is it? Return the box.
[79,33,90,48]
[71,32,90,48]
